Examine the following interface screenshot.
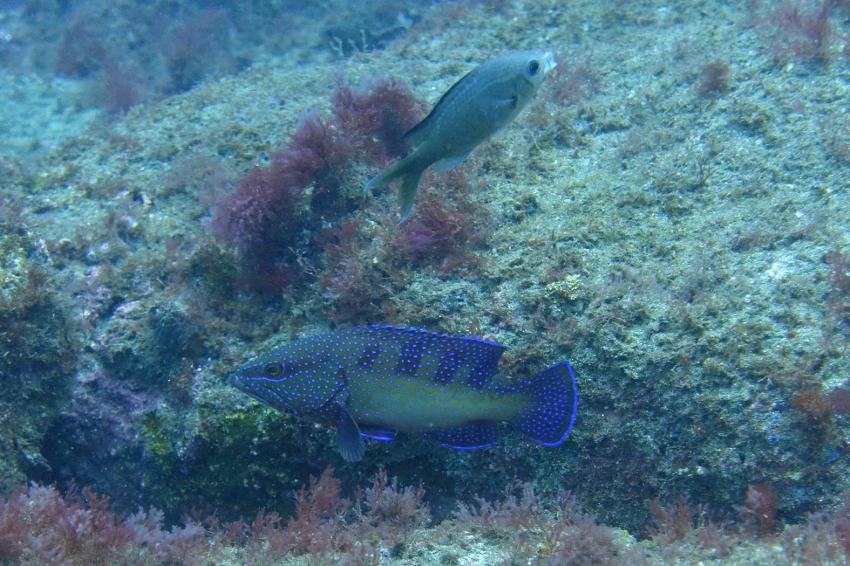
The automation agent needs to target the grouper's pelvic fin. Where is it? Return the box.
[364,154,427,223]
[336,403,365,462]
[514,361,578,446]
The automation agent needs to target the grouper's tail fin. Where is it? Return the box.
[515,361,578,446]
[365,155,426,223]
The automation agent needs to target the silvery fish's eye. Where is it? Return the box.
[264,362,284,377]
[528,60,540,76]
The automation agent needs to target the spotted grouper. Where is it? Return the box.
[227,325,578,462]
[366,50,556,222]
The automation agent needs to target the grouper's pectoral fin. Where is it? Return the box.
[336,404,365,462]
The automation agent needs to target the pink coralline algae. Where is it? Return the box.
[208,79,421,288]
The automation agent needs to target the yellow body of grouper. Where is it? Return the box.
[365,50,556,222]
[227,325,577,462]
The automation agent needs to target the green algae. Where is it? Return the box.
[140,412,175,458]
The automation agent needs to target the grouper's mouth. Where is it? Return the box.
[225,372,246,389]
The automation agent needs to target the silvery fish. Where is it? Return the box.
[227,325,578,462]
[366,50,557,222]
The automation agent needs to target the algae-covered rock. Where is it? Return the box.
[0,207,77,493]
[96,298,204,387]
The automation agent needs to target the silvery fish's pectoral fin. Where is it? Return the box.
[485,94,520,125]
[336,404,365,462]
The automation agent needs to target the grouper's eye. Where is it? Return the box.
[528,60,540,76]
[264,362,284,377]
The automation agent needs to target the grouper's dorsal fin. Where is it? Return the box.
[366,324,507,388]
[403,67,477,147]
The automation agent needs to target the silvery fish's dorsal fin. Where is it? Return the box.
[336,403,365,462]
[403,66,477,146]
[402,112,432,147]
[366,324,507,388]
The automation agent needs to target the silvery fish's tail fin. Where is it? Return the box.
[397,168,424,223]
[514,361,578,446]
[364,155,426,223]
[364,160,404,193]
